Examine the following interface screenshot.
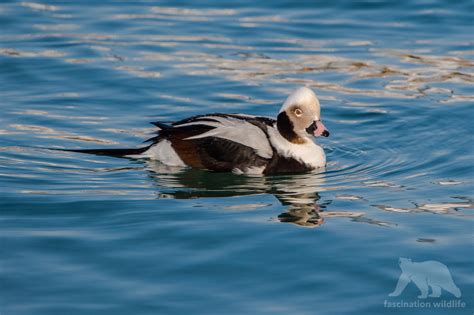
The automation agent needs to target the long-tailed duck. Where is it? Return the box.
[67,87,330,174]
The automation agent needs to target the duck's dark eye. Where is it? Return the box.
[294,108,303,117]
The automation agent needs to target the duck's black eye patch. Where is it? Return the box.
[277,112,296,140]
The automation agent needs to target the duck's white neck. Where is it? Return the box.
[268,125,326,169]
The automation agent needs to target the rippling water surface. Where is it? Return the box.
[1,1,473,314]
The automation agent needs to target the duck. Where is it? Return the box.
[66,87,330,175]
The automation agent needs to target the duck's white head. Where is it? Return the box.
[277,87,330,143]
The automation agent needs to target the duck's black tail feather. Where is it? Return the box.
[48,145,152,158]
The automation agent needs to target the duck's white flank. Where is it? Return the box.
[129,140,186,167]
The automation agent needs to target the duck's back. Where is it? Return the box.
[141,114,276,174]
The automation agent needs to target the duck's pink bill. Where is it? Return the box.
[313,120,330,137]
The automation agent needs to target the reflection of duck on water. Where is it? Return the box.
[144,161,364,228]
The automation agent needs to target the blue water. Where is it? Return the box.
[1,1,473,314]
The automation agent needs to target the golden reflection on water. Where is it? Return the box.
[0,48,66,58]
[375,198,474,215]
[1,8,472,103]
[20,2,58,12]
[8,124,119,145]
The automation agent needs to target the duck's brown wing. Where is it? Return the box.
[154,114,274,172]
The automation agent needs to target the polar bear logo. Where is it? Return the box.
[389,258,461,299]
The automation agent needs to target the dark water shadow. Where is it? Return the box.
[142,160,366,228]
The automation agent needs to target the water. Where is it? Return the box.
[1,1,473,314]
